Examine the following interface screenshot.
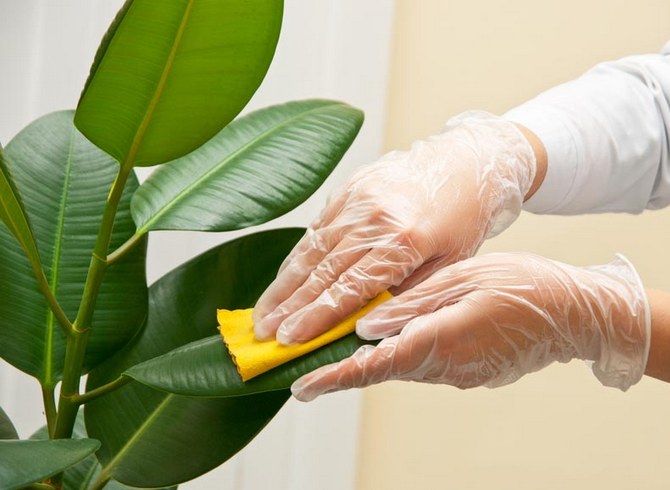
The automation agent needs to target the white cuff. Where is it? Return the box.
[503,103,579,214]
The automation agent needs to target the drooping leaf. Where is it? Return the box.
[130,99,363,234]
[85,229,304,487]
[126,333,373,398]
[0,406,18,440]
[0,146,43,278]
[31,414,176,490]
[74,0,284,167]
[0,438,99,490]
[0,111,147,386]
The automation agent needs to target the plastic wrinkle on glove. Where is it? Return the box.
[252,111,537,346]
[219,291,393,381]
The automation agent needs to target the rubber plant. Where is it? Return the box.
[0,1,369,488]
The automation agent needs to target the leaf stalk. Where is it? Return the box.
[34,266,73,336]
[107,232,144,266]
[25,483,56,490]
[89,474,112,490]
[72,376,131,406]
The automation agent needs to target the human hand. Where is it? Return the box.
[291,253,650,401]
[253,112,537,344]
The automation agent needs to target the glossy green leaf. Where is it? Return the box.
[0,438,99,490]
[31,414,176,490]
[130,99,363,233]
[75,0,283,167]
[0,111,147,386]
[126,332,373,398]
[0,406,18,440]
[85,229,304,487]
[0,146,43,277]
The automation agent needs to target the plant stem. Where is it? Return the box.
[89,474,111,490]
[34,266,73,336]
[25,483,55,490]
[52,332,89,439]
[73,376,131,405]
[53,164,133,443]
[106,232,144,266]
[41,385,57,438]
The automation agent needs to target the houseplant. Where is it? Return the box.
[0,1,372,488]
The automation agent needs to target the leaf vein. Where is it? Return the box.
[137,103,344,233]
[122,0,195,168]
[42,127,76,386]
[99,393,174,479]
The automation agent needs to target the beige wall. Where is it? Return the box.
[357,1,670,489]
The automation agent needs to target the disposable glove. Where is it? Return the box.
[253,112,537,344]
[291,253,650,401]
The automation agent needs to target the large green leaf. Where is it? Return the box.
[31,414,176,490]
[0,146,43,277]
[85,228,304,487]
[0,111,147,386]
[0,438,99,490]
[74,0,283,167]
[0,406,18,440]
[130,99,364,233]
[126,333,373,398]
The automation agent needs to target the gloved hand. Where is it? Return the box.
[291,253,650,401]
[253,112,537,344]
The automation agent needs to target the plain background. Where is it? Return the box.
[357,1,670,489]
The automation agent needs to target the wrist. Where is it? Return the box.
[643,289,670,382]
[586,255,650,390]
[513,123,548,201]
[441,111,538,238]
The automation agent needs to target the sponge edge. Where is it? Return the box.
[218,291,393,382]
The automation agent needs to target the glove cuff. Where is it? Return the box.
[441,111,537,238]
[588,254,651,390]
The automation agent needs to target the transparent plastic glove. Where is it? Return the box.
[253,112,537,345]
[291,253,650,402]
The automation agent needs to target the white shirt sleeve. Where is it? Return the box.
[504,42,670,215]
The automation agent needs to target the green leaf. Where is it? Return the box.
[0,146,43,277]
[130,99,364,233]
[74,0,284,167]
[0,111,147,386]
[31,414,176,490]
[126,333,373,398]
[0,438,99,490]
[85,228,304,487]
[103,479,177,490]
[0,406,18,440]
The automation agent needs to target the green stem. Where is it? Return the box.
[34,266,73,336]
[53,164,133,443]
[73,376,131,405]
[88,474,111,490]
[41,386,57,438]
[106,232,144,266]
[24,483,55,490]
[52,333,89,439]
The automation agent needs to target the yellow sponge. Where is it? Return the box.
[218,291,393,381]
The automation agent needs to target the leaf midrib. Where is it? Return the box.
[136,102,343,233]
[42,128,75,387]
[99,393,174,480]
[121,0,195,168]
